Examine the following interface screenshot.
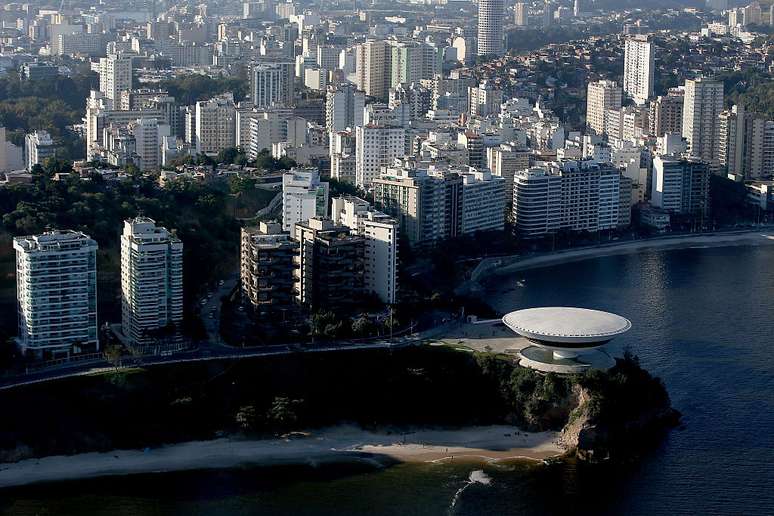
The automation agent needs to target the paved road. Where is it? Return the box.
[0,320,456,392]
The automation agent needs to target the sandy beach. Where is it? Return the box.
[0,425,562,489]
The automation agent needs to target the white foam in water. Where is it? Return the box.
[449,470,493,513]
[469,470,492,485]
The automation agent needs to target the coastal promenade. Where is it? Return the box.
[0,322,454,392]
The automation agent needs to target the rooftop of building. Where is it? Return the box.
[503,307,631,344]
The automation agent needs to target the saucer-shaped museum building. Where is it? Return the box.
[502,307,631,374]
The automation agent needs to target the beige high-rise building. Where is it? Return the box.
[586,80,622,135]
[649,91,684,136]
[682,78,724,168]
[195,94,237,154]
[355,40,392,100]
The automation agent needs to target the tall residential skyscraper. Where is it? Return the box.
[477,0,505,57]
[282,168,330,237]
[651,156,710,218]
[120,217,183,347]
[355,125,406,189]
[99,53,133,102]
[14,231,99,359]
[682,77,724,168]
[649,90,684,136]
[250,61,295,108]
[586,80,622,135]
[514,2,528,25]
[623,36,655,105]
[325,83,365,134]
[355,40,392,100]
[195,93,237,154]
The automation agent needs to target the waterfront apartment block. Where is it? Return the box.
[120,217,183,347]
[651,156,711,218]
[13,230,98,359]
[293,217,365,311]
[331,196,399,304]
[513,160,630,238]
[240,222,299,322]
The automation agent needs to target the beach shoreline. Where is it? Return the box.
[0,425,562,490]
[467,229,774,287]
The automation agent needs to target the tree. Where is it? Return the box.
[103,344,123,368]
[265,397,302,431]
[235,405,258,431]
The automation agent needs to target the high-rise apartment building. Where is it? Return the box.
[372,162,463,247]
[389,41,440,88]
[355,40,392,100]
[282,168,330,237]
[649,91,684,136]
[127,118,160,171]
[468,80,503,117]
[513,167,563,238]
[514,2,528,26]
[331,196,399,304]
[293,217,365,310]
[250,61,295,108]
[682,78,724,168]
[240,222,298,322]
[651,156,711,218]
[25,130,56,171]
[512,161,629,238]
[461,169,506,234]
[487,143,531,190]
[120,217,183,347]
[355,125,406,188]
[195,94,237,154]
[623,36,655,105]
[14,231,99,359]
[99,53,133,102]
[325,83,365,134]
[586,80,622,135]
[477,0,505,56]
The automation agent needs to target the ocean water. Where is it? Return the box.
[2,245,773,515]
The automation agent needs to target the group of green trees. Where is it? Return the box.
[0,160,250,334]
[0,70,98,160]
[158,72,250,105]
[0,346,675,460]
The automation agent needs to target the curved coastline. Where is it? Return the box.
[468,229,774,286]
[0,425,562,490]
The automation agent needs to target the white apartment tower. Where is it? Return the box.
[331,196,399,304]
[14,231,99,359]
[325,83,365,134]
[99,53,133,101]
[282,168,330,237]
[355,125,406,188]
[250,61,295,108]
[120,217,183,347]
[623,36,655,105]
[478,0,505,56]
[682,78,724,168]
[586,80,622,136]
[128,117,160,171]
